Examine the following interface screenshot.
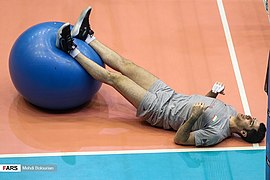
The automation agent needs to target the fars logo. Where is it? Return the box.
[0,164,21,172]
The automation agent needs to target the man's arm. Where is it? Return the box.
[205,82,225,98]
[174,102,207,146]
[205,91,218,98]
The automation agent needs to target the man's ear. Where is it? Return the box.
[240,130,247,137]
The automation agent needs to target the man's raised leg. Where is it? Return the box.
[71,6,159,91]
[90,40,158,91]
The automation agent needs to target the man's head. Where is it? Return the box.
[232,113,266,143]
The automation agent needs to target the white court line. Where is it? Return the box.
[216,0,251,115]
[216,1,259,148]
[0,146,265,158]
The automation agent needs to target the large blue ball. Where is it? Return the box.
[9,22,104,110]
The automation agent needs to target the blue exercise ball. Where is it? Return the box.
[9,22,104,110]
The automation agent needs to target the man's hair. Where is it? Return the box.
[240,123,267,143]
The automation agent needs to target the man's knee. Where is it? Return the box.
[107,71,124,86]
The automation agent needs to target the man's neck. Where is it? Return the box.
[229,116,238,133]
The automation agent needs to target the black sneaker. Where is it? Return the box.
[71,6,94,41]
[56,23,77,53]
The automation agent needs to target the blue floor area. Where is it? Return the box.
[0,149,265,180]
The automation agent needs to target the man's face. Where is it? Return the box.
[235,113,260,131]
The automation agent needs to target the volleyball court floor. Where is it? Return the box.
[0,0,269,179]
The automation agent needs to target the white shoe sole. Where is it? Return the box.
[71,6,91,37]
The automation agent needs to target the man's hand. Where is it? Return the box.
[206,82,225,98]
[191,102,208,119]
[211,82,225,95]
